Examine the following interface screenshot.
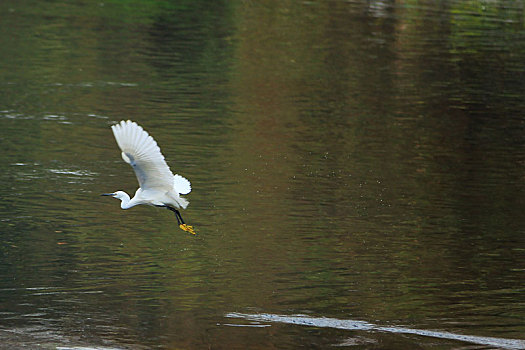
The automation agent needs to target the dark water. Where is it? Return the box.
[1,1,525,349]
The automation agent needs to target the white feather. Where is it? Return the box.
[174,174,191,195]
[104,120,195,234]
[112,120,167,190]
[110,120,191,197]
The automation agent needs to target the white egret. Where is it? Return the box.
[102,120,195,234]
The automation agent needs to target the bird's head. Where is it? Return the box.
[101,191,128,200]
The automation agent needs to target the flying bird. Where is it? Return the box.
[102,120,195,234]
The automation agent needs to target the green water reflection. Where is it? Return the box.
[1,1,524,349]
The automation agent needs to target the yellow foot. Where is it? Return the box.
[179,224,196,235]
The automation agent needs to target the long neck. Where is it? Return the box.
[118,192,133,209]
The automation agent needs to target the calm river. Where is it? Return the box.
[1,1,524,349]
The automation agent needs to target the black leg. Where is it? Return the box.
[164,206,195,234]
[166,206,185,225]
[175,209,185,225]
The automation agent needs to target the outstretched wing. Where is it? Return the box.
[111,120,176,191]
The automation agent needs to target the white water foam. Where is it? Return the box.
[226,312,525,349]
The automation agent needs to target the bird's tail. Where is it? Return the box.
[177,196,189,210]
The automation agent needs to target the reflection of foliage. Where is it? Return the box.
[448,0,524,55]
[1,0,525,346]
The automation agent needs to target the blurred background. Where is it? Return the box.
[0,1,524,348]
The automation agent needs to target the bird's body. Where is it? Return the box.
[103,120,195,234]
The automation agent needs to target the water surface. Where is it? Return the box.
[1,1,524,349]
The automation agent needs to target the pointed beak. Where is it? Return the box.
[101,193,114,196]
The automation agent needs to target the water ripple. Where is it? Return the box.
[226,312,525,349]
